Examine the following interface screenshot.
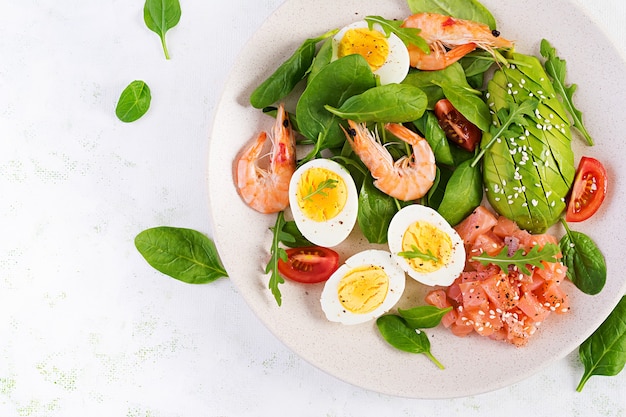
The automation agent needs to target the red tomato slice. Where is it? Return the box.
[434,99,482,152]
[565,156,607,222]
[277,246,339,284]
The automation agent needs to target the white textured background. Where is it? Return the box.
[1,0,624,416]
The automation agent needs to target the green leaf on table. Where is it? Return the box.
[135,226,228,284]
[144,0,182,60]
[115,80,151,123]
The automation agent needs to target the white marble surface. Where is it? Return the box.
[1,0,624,416]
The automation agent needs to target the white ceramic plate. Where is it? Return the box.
[208,0,626,398]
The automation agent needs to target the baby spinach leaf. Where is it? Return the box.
[280,220,312,248]
[364,15,429,52]
[398,305,453,329]
[559,220,606,295]
[436,158,482,226]
[540,39,594,146]
[436,80,491,132]
[309,37,334,80]
[413,112,455,167]
[577,295,626,392]
[406,0,497,30]
[472,243,560,275]
[324,84,427,123]
[135,226,228,284]
[357,174,398,244]
[250,29,337,109]
[143,0,181,60]
[402,62,467,109]
[376,315,445,369]
[296,54,377,149]
[116,80,151,123]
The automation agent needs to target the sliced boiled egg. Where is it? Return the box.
[331,20,410,85]
[320,249,406,325]
[387,205,465,287]
[288,158,358,247]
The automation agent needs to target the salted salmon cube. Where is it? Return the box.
[459,281,489,310]
[481,272,520,312]
[517,290,551,323]
[536,280,570,314]
[454,206,498,245]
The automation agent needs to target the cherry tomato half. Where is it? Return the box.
[565,156,608,222]
[277,246,340,284]
[434,99,482,152]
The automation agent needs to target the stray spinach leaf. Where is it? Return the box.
[559,219,606,295]
[376,315,445,369]
[143,0,181,60]
[398,305,453,329]
[577,296,626,391]
[135,226,228,284]
[116,80,151,123]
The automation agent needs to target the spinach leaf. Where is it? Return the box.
[308,37,334,80]
[296,54,377,149]
[436,80,491,132]
[325,84,427,123]
[559,220,606,295]
[398,305,453,329]
[116,80,151,123]
[540,39,594,146]
[577,296,626,392]
[364,15,429,52]
[357,174,398,244]
[280,220,312,248]
[402,62,467,109]
[135,226,228,284]
[406,0,497,30]
[250,29,337,109]
[143,0,181,60]
[436,158,482,226]
[376,315,445,369]
[413,112,455,166]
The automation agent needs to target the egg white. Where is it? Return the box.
[387,204,465,287]
[288,158,358,248]
[320,249,406,325]
[331,20,410,85]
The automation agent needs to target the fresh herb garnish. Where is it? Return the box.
[471,242,560,275]
[143,0,181,60]
[302,179,339,201]
[376,315,445,369]
[559,218,606,295]
[471,98,539,167]
[540,39,594,145]
[397,245,439,263]
[364,15,429,53]
[576,296,626,391]
[265,211,291,306]
[135,226,228,284]
[115,80,152,123]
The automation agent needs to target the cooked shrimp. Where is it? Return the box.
[235,103,296,214]
[342,120,436,201]
[402,12,513,70]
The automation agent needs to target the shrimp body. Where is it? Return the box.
[343,120,436,201]
[402,12,513,70]
[235,104,296,214]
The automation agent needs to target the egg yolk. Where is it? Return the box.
[337,28,389,72]
[337,265,389,314]
[402,221,453,273]
[296,167,347,222]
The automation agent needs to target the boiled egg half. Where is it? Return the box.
[387,205,465,286]
[320,249,406,325]
[331,20,410,85]
[288,158,358,247]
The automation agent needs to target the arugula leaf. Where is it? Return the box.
[116,80,151,123]
[135,226,228,284]
[397,245,439,263]
[577,295,626,391]
[143,0,181,60]
[303,179,338,200]
[471,242,560,275]
[265,211,288,306]
[540,39,594,145]
[471,98,539,167]
[365,15,429,53]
